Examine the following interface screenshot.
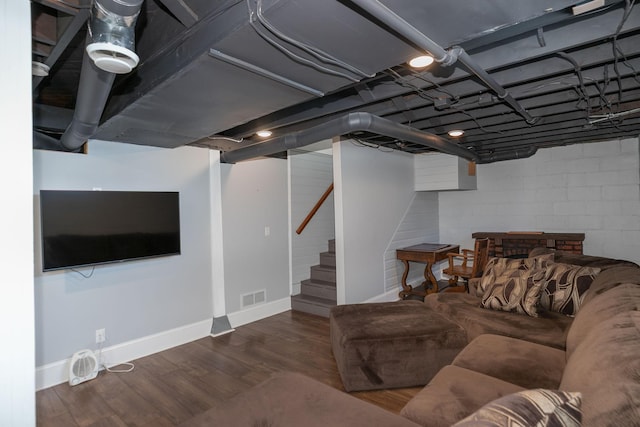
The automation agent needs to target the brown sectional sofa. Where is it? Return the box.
[185,250,640,426]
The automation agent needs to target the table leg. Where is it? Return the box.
[423,262,439,294]
[398,259,413,299]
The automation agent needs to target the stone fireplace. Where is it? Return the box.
[471,232,585,258]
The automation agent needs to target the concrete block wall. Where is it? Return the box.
[439,138,640,265]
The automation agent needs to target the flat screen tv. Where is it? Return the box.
[40,190,181,272]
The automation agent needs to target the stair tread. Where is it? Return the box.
[302,278,336,287]
[311,264,336,271]
[291,293,336,307]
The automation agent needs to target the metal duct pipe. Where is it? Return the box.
[477,147,538,164]
[59,0,143,151]
[456,50,538,125]
[348,0,538,124]
[86,0,142,74]
[219,112,480,164]
[59,52,116,151]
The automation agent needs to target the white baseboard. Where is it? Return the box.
[227,296,291,328]
[364,287,404,303]
[36,298,293,391]
[36,319,212,391]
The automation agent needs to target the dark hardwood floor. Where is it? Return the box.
[36,310,421,426]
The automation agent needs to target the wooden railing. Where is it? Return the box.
[296,183,334,235]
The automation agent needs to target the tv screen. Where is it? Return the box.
[40,190,181,271]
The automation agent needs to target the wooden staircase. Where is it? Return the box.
[291,239,336,317]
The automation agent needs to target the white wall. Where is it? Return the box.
[334,139,416,303]
[383,191,439,293]
[1,0,35,424]
[220,158,289,313]
[440,138,640,265]
[33,142,214,368]
[290,149,334,294]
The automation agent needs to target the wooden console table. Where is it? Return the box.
[396,243,459,299]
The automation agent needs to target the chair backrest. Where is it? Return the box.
[471,238,490,278]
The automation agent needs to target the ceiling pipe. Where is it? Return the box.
[219,112,480,164]
[59,0,143,151]
[476,146,538,164]
[348,0,539,125]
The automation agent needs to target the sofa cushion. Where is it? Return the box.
[566,280,640,358]
[424,292,572,349]
[400,365,524,427]
[452,334,565,390]
[539,263,600,316]
[479,253,554,296]
[179,372,420,427]
[452,389,582,427]
[481,267,547,317]
[560,311,640,427]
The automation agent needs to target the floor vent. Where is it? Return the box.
[241,289,266,308]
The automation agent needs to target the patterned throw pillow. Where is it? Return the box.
[481,267,547,317]
[479,254,554,296]
[539,263,600,316]
[452,389,582,427]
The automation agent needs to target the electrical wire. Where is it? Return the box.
[449,106,505,135]
[246,0,363,82]
[555,52,592,117]
[206,135,244,143]
[71,266,95,278]
[400,66,459,101]
[383,69,436,102]
[254,0,374,79]
[350,137,395,152]
[611,0,637,106]
[96,338,135,375]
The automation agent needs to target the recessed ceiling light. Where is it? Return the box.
[256,130,272,138]
[448,129,464,137]
[408,55,434,68]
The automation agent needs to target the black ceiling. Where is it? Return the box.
[32,0,640,163]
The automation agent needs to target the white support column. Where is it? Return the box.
[209,151,234,336]
[1,0,36,423]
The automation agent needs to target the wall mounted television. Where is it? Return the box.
[40,190,181,272]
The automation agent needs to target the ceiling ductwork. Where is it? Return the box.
[85,0,142,74]
[58,0,143,151]
[348,0,538,125]
[32,1,640,162]
[219,111,539,164]
[220,112,479,164]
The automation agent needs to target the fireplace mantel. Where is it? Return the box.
[472,232,585,257]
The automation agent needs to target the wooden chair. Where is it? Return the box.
[443,238,490,292]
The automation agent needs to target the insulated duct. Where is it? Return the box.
[219,112,480,163]
[348,0,538,125]
[59,0,143,151]
[476,147,538,164]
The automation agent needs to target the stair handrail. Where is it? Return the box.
[296,183,334,235]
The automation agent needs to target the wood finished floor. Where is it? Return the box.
[36,310,422,426]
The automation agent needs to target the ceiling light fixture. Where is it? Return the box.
[448,130,464,137]
[256,130,272,138]
[408,55,434,68]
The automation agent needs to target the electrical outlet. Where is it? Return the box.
[95,328,106,344]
